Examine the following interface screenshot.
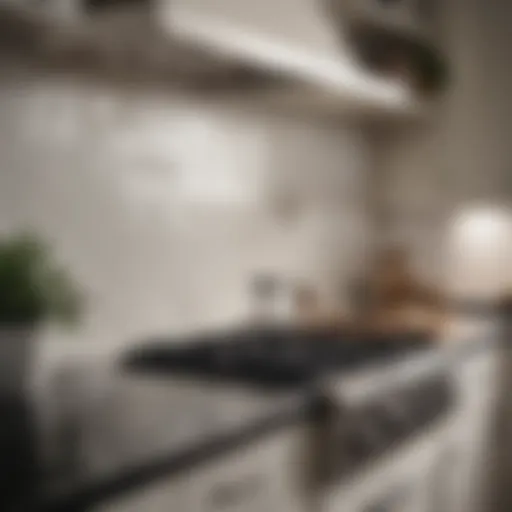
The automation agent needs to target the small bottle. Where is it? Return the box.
[249,274,293,326]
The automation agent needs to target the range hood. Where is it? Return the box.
[0,0,415,116]
[162,0,412,110]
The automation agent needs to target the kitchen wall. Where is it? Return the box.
[372,0,512,297]
[0,70,371,366]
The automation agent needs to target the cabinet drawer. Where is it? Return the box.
[189,427,306,512]
[98,425,307,512]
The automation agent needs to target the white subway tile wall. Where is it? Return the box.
[0,75,371,362]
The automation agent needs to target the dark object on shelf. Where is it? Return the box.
[351,25,449,95]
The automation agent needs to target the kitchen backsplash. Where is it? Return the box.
[0,72,372,362]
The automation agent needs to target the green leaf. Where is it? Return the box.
[0,232,83,327]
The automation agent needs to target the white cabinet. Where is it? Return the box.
[444,347,502,512]
[97,425,308,512]
[188,426,307,512]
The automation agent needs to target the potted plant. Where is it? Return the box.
[0,232,83,507]
[0,232,82,391]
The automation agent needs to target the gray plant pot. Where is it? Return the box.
[0,326,38,507]
[0,326,35,396]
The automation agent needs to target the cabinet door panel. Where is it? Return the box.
[190,428,306,512]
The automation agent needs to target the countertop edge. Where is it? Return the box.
[19,393,311,512]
